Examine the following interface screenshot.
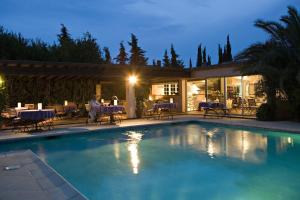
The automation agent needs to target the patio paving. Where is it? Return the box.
[0,115,299,142]
[0,150,87,200]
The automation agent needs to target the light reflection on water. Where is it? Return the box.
[126,131,143,174]
[169,126,294,163]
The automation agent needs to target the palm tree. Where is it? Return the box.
[236,6,300,120]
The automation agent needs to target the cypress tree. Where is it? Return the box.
[223,46,228,62]
[202,47,207,64]
[114,42,128,65]
[156,60,162,67]
[226,35,233,61]
[152,59,156,66]
[189,58,192,69]
[207,55,212,66]
[162,50,170,67]
[128,33,148,66]
[103,47,112,64]
[170,44,178,67]
[196,44,202,67]
[218,44,223,64]
[170,44,184,68]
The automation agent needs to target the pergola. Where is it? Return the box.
[0,60,190,111]
[0,60,190,82]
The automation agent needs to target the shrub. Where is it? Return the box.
[256,103,275,121]
[275,100,293,120]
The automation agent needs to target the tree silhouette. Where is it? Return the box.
[57,24,75,61]
[226,35,233,61]
[114,42,128,65]
[202,47,207,64]
[152,59,156,66]
[218,44,223,64]
[223,46,227,62]
[207,55,212,66]
[189,58,193,69]
[162,50,170,67]
[103,47,112,64]
[170,44,184,68]
[128,34,148,66]
[196,44,202,67]
[75,32,102,63]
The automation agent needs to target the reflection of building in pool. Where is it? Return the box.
[169,127,269,163]
[276,137,294,153]
[126,131,143,174]
[113,140,120,161]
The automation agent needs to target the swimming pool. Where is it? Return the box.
[1,121,300,200]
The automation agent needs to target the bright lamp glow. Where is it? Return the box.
[128,75,137,85]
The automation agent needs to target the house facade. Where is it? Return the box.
[0,60,265,117]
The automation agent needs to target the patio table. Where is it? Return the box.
[198,102,229,117]
[18,109,55,130]
[152,103,176,120]
[94,105,125,124]
[153,103,176,111]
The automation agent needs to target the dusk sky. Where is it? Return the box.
[0,0,299,65]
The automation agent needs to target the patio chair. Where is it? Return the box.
[143,101,160,119]
[53,104,66,119]
[246,98,258,115]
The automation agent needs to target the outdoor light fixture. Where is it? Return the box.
[0,76,3,85]
[128,75,137,85]
[114,99,118,106]
[17,102,21,108]
[101,99,104,104]
[38,103,42,110]
[170,98,174,103]
[64,100,68,106]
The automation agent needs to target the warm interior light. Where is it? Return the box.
[64,100,68,106]
[128,75,137,85]
[38,103,42,110]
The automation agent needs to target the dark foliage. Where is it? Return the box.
[0,24,103,63]
[196,44,202,67]
[236,6,300,121]
[128,34,148,66]
[103,47,112,64]
[163,50,170,67]
[114,42,128,65]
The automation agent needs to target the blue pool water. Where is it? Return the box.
[1,121,300,200]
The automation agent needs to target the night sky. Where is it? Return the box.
[0,0,298,65]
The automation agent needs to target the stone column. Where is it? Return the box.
[126,82,136,118]
[178,79,187,113]
[96,83,101,100]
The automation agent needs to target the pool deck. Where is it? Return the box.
[0,150,87,200]
[0,115,299,142]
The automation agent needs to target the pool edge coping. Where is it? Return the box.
[0,117,299,143]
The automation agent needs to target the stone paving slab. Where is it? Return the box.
[0,150,87,200]
[0,116,299,143]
